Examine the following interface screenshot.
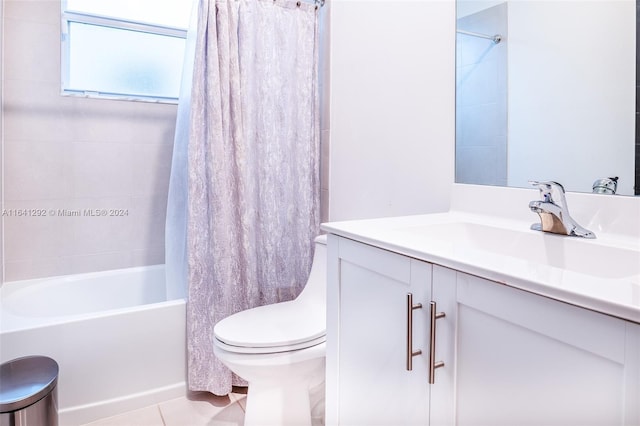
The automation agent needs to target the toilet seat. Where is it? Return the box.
[215,335,326,354]
[214,300,326,354]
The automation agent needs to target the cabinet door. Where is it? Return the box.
[434,269,640,426]
[429,266,457,426]
[327,236,432,425]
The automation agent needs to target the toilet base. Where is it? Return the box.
[214,342,326,426]
[245,381,315,426]
[243,356,325,426]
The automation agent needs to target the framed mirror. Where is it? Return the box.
[455,0,638,196]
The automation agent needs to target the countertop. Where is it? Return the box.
[322,210,640,324]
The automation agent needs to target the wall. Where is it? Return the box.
[319,0,331,223]
[2,0,455,282]
[1,0,454,281]
[1,0,4,283]
[636,0,640,195]
[328,0,455,221]
[1,0,177,281]
[508,0,635,194]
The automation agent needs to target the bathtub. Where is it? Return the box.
[0,265,186,426]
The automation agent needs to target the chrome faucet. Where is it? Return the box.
[592,176,618,195]
[528,180,596,239]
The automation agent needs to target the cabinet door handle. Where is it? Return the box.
[429,301,446,384]
[406,293,423,371]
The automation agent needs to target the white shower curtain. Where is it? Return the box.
[166,0,320,395]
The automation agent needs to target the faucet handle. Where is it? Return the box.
[529,180,565,192]
[529,180,565,202]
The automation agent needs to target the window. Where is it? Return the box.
[61,0,192,102]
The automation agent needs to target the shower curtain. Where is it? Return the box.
[166,0,320,395]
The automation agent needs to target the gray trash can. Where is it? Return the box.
[0,356,59,426]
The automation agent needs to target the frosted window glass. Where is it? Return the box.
[66,0,190,29]
[67,22,185,99]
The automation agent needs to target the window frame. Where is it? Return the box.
[61,2,188,103]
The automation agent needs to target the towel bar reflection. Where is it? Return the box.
[457,29,502,44]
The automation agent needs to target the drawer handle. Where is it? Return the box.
[406,293,423,371]
[429,301,446,384]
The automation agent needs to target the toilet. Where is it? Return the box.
[213,235,327,426]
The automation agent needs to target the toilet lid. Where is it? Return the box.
[214,300,325,353]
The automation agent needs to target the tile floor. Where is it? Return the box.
[81,387,326,426]
[82,390,248,426]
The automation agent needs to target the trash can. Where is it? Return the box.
[0,356,59,426]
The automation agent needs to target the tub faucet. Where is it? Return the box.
[528,180,596,239]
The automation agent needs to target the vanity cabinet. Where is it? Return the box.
[326,235,640,426]
[326,235,433,425]
[433,268,640,426]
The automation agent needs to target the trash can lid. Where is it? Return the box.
[0,356,59,413]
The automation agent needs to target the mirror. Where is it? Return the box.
[455,0,638,196]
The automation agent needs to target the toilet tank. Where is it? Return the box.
[296,235,327,307]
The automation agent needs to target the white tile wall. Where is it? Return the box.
[72,143,135,198]
[1,0,178,281]
[3,17,59,83]
[3,0,60,25]
[131,144,174,197]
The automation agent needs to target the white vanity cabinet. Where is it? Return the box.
[432,267,640,426]
[326,235,434,425]
[326,235,640,426]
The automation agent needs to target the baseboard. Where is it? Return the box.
[59,382,187,426]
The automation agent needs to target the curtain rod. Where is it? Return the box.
[294,0,324,8]
[457,29,502,44]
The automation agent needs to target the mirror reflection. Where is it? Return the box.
[455,0,638,196]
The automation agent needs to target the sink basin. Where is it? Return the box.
[397,222,640,280]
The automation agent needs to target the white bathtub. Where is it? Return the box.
[0,265,186,426]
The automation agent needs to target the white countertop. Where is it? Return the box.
[322,185,640,324]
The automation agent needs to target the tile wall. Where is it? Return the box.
[2,0,177,281]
